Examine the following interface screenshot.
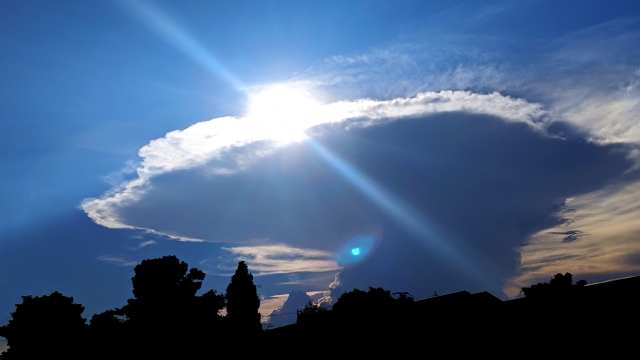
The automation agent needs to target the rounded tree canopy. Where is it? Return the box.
[131,255,205,301]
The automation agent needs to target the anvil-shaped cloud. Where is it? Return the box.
[82,90,545,233]
[81,89,634,297]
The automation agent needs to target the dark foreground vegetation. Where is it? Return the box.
[1,256,639,358]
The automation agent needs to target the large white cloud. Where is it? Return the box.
[556,69,640,144]
[81,90,546,236]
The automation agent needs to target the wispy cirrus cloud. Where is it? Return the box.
[506,180,640,296]
[302,17,640,146]
[127,240,156,250]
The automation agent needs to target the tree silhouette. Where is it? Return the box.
[332,287,396,315]
[296,301,330,326]
[192,288,227,336]
[300,300,321,315]
[521,272,587,299]
[130,255,205,303]
[225,261,262,334]
[393,292,416,305]
[322,286,415,337]
[88,309,127,357]
[119,255,204,329]
[0,291,87,358]
[116,255,226,356]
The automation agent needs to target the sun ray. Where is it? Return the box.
[308,139,492,286]
[116,0,245,90]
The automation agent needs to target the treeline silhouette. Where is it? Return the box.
[274,272,640,356]
[1,256,639,357]
[0,256,261,358]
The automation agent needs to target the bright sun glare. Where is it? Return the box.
[246,85,322,143]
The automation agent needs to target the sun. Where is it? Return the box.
[246,85,322,143]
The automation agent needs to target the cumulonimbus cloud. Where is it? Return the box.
[81,17,640,294]
[77,12,640,300]
[81,90,547,238]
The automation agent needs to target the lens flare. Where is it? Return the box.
[334,235,376,265]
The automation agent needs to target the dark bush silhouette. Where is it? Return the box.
[392,291,416,304]
[296,300,331,326]
[521,272,587,299]
[332,287,401,315]
[328,287,415,333]
[90,309,125,329]
[88,309,128,356]
[282,287,417,352]
[299,300,325,316]
[225,261,262,334]
[196,288,227,323]
[0,291,87,358]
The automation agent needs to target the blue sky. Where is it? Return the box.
[1,0,640,333]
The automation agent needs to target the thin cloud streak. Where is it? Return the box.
[222,243,341,275]
[127,240,156,250]
[97,256,137,267]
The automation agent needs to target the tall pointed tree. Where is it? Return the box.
[225,261,262,333]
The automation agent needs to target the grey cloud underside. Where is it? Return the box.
[117,113,632,297]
